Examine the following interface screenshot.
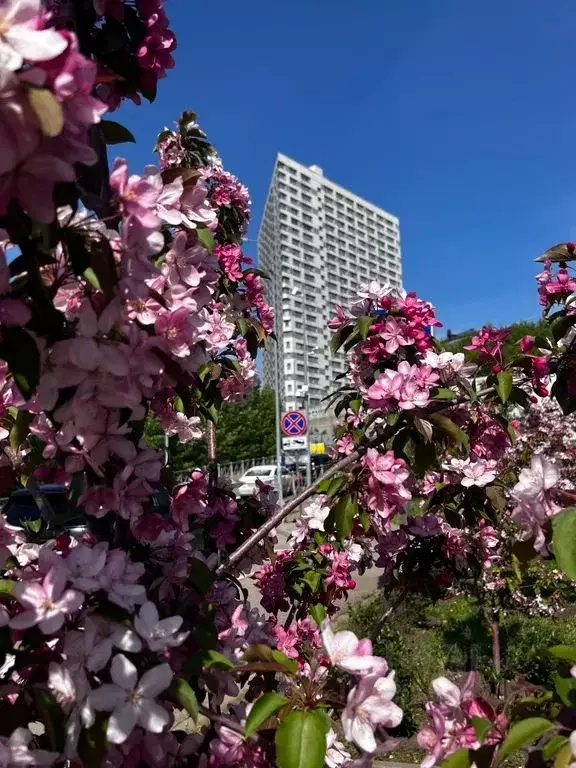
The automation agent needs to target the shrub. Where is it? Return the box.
[343,593,576,734]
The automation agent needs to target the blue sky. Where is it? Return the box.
[115,0,576,335]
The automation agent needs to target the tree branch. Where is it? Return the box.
[216,448,363,575]
[198,706,244,734]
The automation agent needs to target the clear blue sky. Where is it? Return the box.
[115,0,576,335]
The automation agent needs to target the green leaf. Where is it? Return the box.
[78,713,108,768]
[545,645,576,663]
[202,650,235,669]
[497,717,554,761]
[189,558,215,593]
[356,316,373,339]
[555,744,573,768]
[83,267,101,292]
[551,314,576,343]
[9,409,32,453]
[243,644,298,674]
[169,678,199,721]
[554,676,576,706]
[34,690,65,751]
[429,413,470,451]
[433,387,458,400]
[440,748,471,768]
[245,692,288,737]
[316,474,345,498]
[275,710,327,768]
[303,570,321,593]
[86,236,117,300]
[28,88,64,137]
[197,228,215,253]
[334,493,357,539]
[100,120,136,144]
[309,604,326,625]
[471,717,493,745]
[330,324,353,354]
[552,507,576,578]
[543,736,569,760]
[0,328,40,400]
[496,371,513,403]
[0,580,16,597]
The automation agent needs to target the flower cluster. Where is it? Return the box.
[0,0,106,222]
[321,622,403,755]
[418,675,506,768]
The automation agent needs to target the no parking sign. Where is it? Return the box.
[281,410,307,437]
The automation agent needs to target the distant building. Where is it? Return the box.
[258,153,403,420]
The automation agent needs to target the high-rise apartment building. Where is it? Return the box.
[258,153,402,427]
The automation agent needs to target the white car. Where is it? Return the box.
[235,465,292,497]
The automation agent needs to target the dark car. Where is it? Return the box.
[2,484,172,538]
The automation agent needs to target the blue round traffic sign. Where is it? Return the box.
[281,410,307,437]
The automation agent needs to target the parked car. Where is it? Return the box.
[235,465,292,497]
[2,484,171,539]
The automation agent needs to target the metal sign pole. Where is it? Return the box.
[274,335,284,505]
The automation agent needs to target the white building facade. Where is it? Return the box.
[258,153,402,435]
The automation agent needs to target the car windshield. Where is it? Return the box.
[242,468,275,478]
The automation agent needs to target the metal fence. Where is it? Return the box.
[174,456,277,484]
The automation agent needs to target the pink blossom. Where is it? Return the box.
[328,305,348,331]
[321,621,388,675]
[66,616,142,673]
[155,307,198,358]
[0,0,67,72]
[180,181,218,229]
[0,728,58,767]
[99,549,146,610]
[325,729,352,768]
[326,551,355,590]
[464,326,509,365]
[62,541,108,591]
[134,601,188,652]
[365,370,402,409]
[459,458,497,488]
[10,567,83,634]
[163,232,205,288]
[215,243,245,282]
[511,454,560,552]
[342,673,403,753]
[380,316,414,354]
[110,159,160,229]
[87,654,173,744]
[364,448,410,487]
[208,704,268,767]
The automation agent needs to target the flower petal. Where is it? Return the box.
[107,701,137,744]
[137,663,173,698]
[350,716,377,753]
[432,677,461,707]
[110,654,137,692]
[88,684,125,712]
[136,698,170,734]
[4,26,67,63]
[9,609,39,629]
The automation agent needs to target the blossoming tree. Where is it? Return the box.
[3,2,576,768]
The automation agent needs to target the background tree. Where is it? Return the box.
[145,386,276,470]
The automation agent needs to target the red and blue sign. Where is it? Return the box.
[281,410,307,437]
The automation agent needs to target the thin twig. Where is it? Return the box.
[198,706,244,734]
